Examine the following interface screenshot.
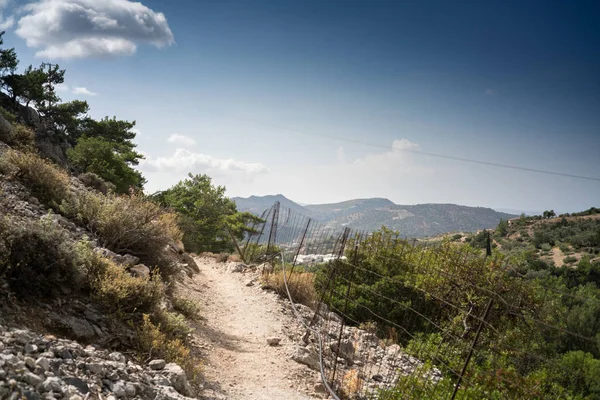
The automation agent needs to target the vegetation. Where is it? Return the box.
[305,221,600,399]
[0,149,71,207]
[261,270,317,307]
[152,173,261,253]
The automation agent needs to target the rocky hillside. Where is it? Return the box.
[232,195,516,237]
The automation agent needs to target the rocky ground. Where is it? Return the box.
[0,324,195,400]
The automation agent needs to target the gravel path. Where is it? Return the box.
[181,257,324,400]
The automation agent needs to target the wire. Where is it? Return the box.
[217,112,600,182]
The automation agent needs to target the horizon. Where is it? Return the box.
[3,0,599,212]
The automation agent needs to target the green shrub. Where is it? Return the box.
[0,150,71,207]
[153,310,193,340]
[78,172,116,194]
[172,296,201,320]
[564,256,578,265]
[540,243,552,252]
[0,107,17,124]
[0,217,82,298]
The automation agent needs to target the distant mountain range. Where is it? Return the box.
[231,194,517,237]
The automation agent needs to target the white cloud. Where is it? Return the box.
[140,148,269,176]
[0,0,13,30]
[392,138,420,151]
[15,0,174,59]
[72,86,97,96]
[55,83,69,92]
[167,134,196,146]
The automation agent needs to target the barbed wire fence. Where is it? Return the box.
[240,201,600,400]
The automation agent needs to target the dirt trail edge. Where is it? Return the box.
[180,257,326,400]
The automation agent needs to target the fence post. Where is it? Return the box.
[266,201,280,258]
[331,242,359,386]
[451,296,494,400]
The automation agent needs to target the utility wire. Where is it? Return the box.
[216,112,600,183]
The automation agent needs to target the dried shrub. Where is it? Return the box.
[64,191,182,278]
[228,254,242,263]
[0,149,71,207]
[80,248,164,313]
[0,217,82,298]
[137,314,202,383]
[78,172,116,194]
[261,270,317,308]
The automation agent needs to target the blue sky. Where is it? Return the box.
[2,0,599,213]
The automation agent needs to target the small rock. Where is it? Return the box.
[228,263,244,273]
[25,343,38,354]
[149,359,166,370]
[22,371,43,387]
[108,352,126,363]
[266,337,281,346]
[35,357,50,372]
[124,383,136,397]
[41,377,62,393]
[245,279,256,287]
[86,363,104,375]
[63,377,89,394]
[110,381,126,398]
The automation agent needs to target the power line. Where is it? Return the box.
[216,112,600,183]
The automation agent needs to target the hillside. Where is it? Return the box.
[232,195,516,237]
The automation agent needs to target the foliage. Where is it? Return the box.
[68,136,145,193]
[41,100,89,136]
[62,191,182,278]
[0,149,71,207]
[153,173,262,253]
[0,216,83,298]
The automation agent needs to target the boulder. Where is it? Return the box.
[290,345,320,371]
[129,264,150,279]
[163,363,192,396]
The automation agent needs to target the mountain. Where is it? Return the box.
[231,195,517,237]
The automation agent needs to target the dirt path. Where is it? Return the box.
[178,257,324,400]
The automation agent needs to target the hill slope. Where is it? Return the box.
[232,195,516,237]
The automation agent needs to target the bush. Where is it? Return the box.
[0,149,71,207]
[215,253,230,263]
[172,296,201,320]
[261,270,317,307]
[153,310,193,340]
[63,191,182,278]
[0,217,82,298]
[137,314,201,383]
[85,252,164,313]
[78,172,116,194]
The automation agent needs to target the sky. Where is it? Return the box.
[1,0,599,213]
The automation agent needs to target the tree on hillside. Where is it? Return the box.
[67,136,145,194]
[0,31,18,86]
[153,173,262,253]
[543,210,556,219]
[496,218,509,237]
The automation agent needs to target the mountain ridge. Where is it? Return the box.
[232,194,517,237]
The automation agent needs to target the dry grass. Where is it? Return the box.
[199,251,217,258]
[0,149,71,207]
[261,270,318,308]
